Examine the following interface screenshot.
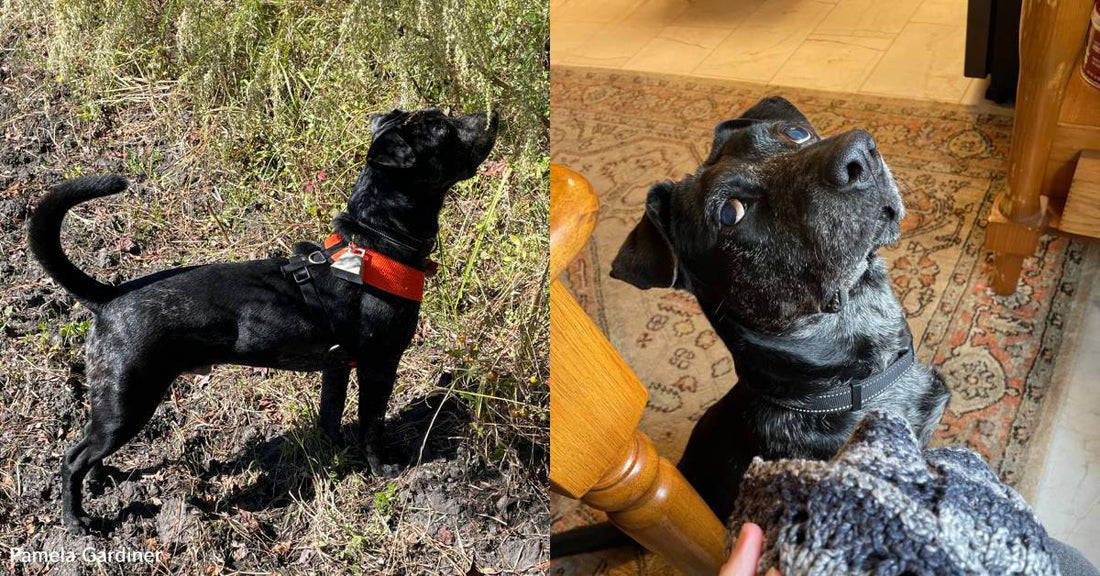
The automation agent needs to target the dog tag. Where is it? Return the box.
[331,247,365,284]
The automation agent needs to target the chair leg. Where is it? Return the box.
[582,431,726,576]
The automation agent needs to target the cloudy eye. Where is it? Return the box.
[719,198,746,226]
[781,124,812,144]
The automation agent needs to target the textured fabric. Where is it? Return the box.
[1048,540,1100,576]
[730,410,1061,575]
[324,232,427,301]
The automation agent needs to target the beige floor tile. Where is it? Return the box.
[809,0,923,50]
[860,21,970,102]
[958,76,987,105]
[806,32,895,50]
[621,0,694,26]
[958,76,1015,112]
[693,0,834,81]
[909,0,968,26]
[563,24,663,68]
[1034,270,1100,567]
[550,21,604,63]
[958,77,980,104]
[552,0,645,24]
[747,0,835,25]
[623,26,733,74]
[770,38,884,91]
[672,0,765,29]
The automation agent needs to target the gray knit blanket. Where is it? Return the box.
[729,410,1060,575]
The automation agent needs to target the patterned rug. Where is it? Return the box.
[549,66,1094,575]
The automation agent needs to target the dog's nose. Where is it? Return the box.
[825,130,879,189]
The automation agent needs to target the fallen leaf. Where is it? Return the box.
[439,526,454,545]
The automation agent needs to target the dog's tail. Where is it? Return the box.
[550,522,637,559]
[29,175,128,309]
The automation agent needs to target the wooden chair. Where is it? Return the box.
[549,164,727,575]
[985,0,1100,294]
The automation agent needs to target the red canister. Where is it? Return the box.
[1085,0,1100,89]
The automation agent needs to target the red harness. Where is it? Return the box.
[323,233,436,302]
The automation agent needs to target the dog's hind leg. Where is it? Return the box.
[318,366,352,442]
[61,366,175,534]
[356,358,398,476]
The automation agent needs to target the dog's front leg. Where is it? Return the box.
[318,366,352,442]
[356,360,398,476]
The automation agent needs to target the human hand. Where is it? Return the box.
[718,523,781,576]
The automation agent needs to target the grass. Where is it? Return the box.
[23,0,548,450]
[0,0,547,573]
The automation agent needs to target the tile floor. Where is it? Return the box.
[552,0,1097,563]
[1033,267,1100,566]
[551,0,991,104]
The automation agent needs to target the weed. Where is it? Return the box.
[373,482,397,516]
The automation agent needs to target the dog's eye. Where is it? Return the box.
[781,124,812,144]
[719,198,746,226]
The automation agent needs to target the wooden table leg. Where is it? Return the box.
[984,0,1093,295]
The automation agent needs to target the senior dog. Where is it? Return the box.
[551,97,950,558]
[29,108,497,534]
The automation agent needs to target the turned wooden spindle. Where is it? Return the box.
[985,0,1094,294]
[549,164,726,575]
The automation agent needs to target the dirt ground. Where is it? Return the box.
[0,27,548,576]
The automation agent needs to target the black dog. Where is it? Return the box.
[551,97,950,557]
[28,108,497,534]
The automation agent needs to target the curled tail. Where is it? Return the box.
[28,175,128,309]
[550,522,636,559]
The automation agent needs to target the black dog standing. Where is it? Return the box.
[552,97,950,557]
[28,108,497,534]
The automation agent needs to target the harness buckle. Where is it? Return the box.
[850,381,864,411]
[292,267,311,284]
[307,250,328,265]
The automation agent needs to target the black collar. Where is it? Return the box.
[758,343,915,414]
[332,213,436,268]
[358,220,436,261]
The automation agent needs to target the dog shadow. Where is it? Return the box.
[194,390,474,514]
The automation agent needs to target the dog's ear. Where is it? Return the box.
[707,97,814,164]
[611,182,683,290]
[740,96,811,126]
[367,130,416,169]
[370,109,404,133]
[706,118,755,165]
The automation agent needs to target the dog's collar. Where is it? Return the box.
[758,343,915,414]
[323,233,437,301]
[352,220,437,263]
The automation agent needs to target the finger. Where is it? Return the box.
[718,523,764,576]
[765,568,782,576]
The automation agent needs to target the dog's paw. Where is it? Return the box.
[319,422,343,445]
[63,514,91,535]
[363,449,395,478]
[371,463,399,478]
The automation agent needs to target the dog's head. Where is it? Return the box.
[611,97,904,333]
[367,108,498,187]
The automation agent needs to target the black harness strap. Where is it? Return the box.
[280,240,347,337]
